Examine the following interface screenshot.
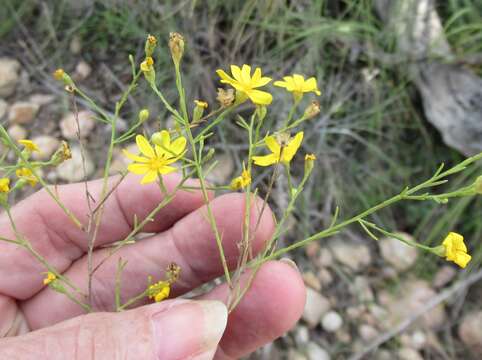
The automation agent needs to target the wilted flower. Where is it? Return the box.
[169,32,185,66]
[440,232,471,268]
[216,88,235,107]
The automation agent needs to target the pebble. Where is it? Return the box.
[0,99,7,119]
[302,271,321,291]
[379,233,418,272]
[318,247,334,267]
[205,153,234,184]
[74,60,92,80]
[397,348,423,360]
[31,136,60,161]
[0,58,20,97]
[349,276,374,302]
[432,265,456,288]
[305,242,320,259]
[329,240,372,272]
[294,325,309,346]
[302,287,331,328]
[7,124,27,141]
[56,145,95,182]
[306,342,331,360]
[288,349,308,360]
[70,36,82,54]
[60,110,96,139]
[458,310,482,357]
[29,93,56,106]
[359,324,379,342]
[318,268,334,287]
[8,101,39,124]
[321,311,343,332]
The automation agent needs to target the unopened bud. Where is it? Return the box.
[193,100,208,123]
[304,100,321,119]
[53,68,74,87]
[145,34,157,57]
[51,141,72,165]
[304,153,316,175]
[169,32,184,66]
[140,57,155,85]
[139,109,149,123]
[256,105,267,121]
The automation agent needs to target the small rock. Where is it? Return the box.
[346,306,365,320]
[318,247,333,267]
[29,93,56,106]
[303,271,321,291]
[349,276,374,302]
[31,136,60,161]
[70,36,82,54]
[321,311,343,332]
[7,124,27,141]
[288,349,308,360]
[318,268,334,287]
[432,265,456,288]
[205,153,234,184]
[373,349,392,360]
[8,101,39,124]
[74,60,92,80]
[302,288,331,328]
[359,324,379,342]
[336,329,351,343]
[400,331,427,350]
[306,342,330,360]
[0,99,7,119]
[56,145,95,182]
[305,242,320,259]
[60,110,96,139]
[379,233,418,272]
[458,311,482,357]
[0,58,20,97]
[294,325,309,346]
[329,240,372,272]
[397,348,423,360]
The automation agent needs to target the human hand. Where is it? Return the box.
[0,173,306,359]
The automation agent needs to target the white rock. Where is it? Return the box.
[306,342,330,360]
[458,311,482,357]
[321,311,343,333]
[294,325,310,346]
[303,271,321,291]
[0,58,20,97]
[70,36,82,54]
[56,145,95,182]
[432,265,456,288]
[31,136,60,161]
[29,93,56,106]
[288,349,308,360]
[359,324,379,342]
[7,124,27,141]
[318,268,333,287]
[346,306,365,320]
[318,247,334,267]
[379,279,446,330]
[302,288,331,328]
[8,101,39,124]
[379,233,418,271]
[329,240,372,272]
[397,348,423,360]
[60,110,96,139]
[74,60,92,80]
[205,153,234,185]
[349,276,374,302]
[0,99,7,119]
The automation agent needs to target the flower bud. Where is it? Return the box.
[51,141,72,166]
[140,57,155,85]
[53,68,74,87]
[256,105,267,121]
[193,100,208,123]
[216,88,235,107]
[0,178,10,193]
[169,32,184,66]
[145,34,157,57]
[304,153,316,175]
[138,109,149,123]
[304,100,321,119]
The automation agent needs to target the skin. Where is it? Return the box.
[0,173,306,359]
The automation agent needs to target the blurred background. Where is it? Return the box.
[1,0,481,359]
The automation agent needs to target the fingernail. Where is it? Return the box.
[152,300,227,360]
[280,257,299,270]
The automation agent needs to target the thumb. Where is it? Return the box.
[0,299,227,360]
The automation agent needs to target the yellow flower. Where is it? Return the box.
[253,132,304,166]
[148,281,170,302]
[123,132,186,184]
[43,272,57,285]
[194,100,208,109]
[0,178,10,193]
[442,232,471,268]
[53,68,64,80]
[16,168,38,187]
[216,64,272,105]
[274,74,321,102]
[230,164,251,190]
[18,139,40,152]
[140,56,154,72]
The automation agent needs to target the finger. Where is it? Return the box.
[0,299,227,360]
[22,193,275,329]
[0,173,208,299]
[199,260,306,359]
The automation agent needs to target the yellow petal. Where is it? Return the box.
[128,163,150,175]
[159,130,171,147]
[136,135,155,158]
[216,69,236,83]
[252,67,261,83]
[283,131,304,162]
[170,137,187,155]
[140,170,158,184]
[241,64,252,84]
[253,154,278,166]
[255,75,272,87]
[274,80,289,88]
[455,252,471,268]
[292,74,305,90]
[230,65,243,82]
[122,149,149,163]
[158,165,177,174]
[265,135,280,154]
[303,77,320,94]
[247,89,273,105]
